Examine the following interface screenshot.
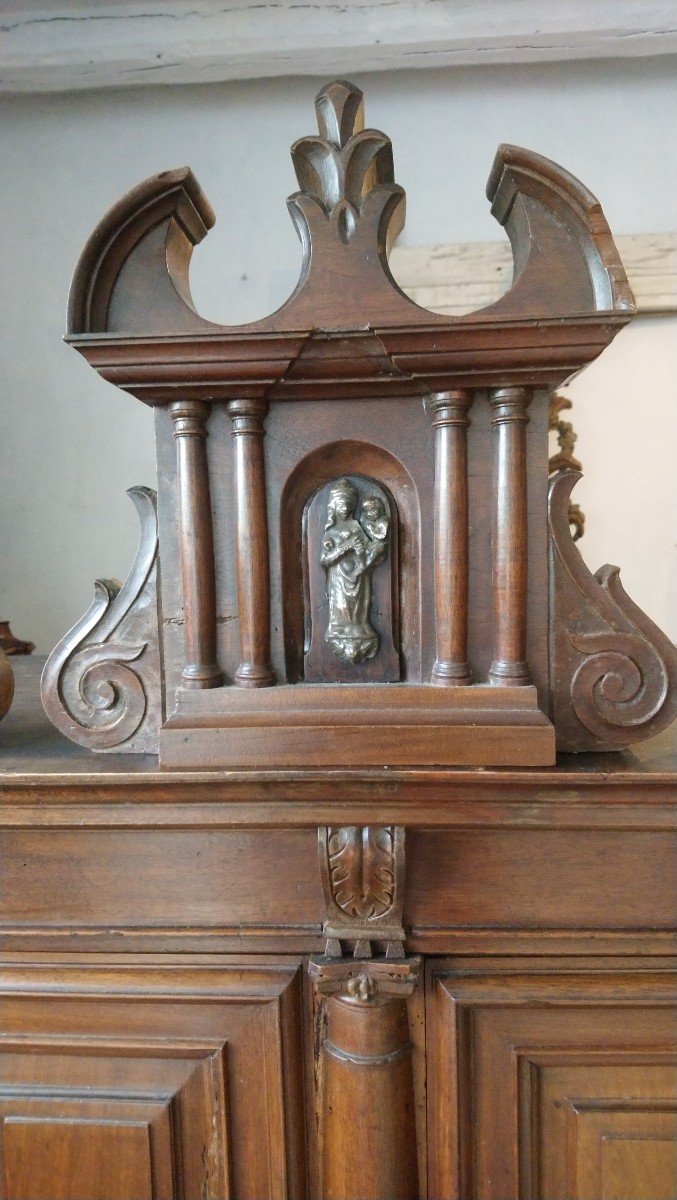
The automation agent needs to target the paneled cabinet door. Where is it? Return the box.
[0,955,307,1200]
[427,958,677,1200]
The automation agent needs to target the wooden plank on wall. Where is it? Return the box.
[1,0,677,94]
[390,233,677,316]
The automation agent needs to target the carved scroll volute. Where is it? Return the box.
[318,826,405,958]
[41,487,162,753]
[548,469,677,751]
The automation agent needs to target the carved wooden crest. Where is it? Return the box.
[41,79,676,763]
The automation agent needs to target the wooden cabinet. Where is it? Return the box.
[0,957,307,1200]
[8,74,677,1200]
[427,960,677,1199]
[1,662,676,1199]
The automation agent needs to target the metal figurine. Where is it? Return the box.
[321,478,389,664]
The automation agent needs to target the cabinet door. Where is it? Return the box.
[427,958,677,1200]
[0,955,307,1200]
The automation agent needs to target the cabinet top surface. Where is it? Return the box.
[2,661,676,805]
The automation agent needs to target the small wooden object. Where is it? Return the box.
[0,621,35,656]
[0,647,13,720]
[43,79,677,764]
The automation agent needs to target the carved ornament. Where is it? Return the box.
[309,955,420,1001]
[318,825,405,958]
[41,487,162,753]
[548,470,677,751]
[549,393,585,540]
[290,78,402,247]
[66,80,634,394]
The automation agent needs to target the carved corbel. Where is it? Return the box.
[318,825,406,958]
[548,470,677,751]
[41,486,162,753]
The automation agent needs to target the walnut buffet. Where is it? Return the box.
[2,80,677,1200]
[2,659,677,1199]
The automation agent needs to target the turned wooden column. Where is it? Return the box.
[169,400,223,688]
[228,398,274,687]
[426,389,473,685]
[489,386,531,685]
[318,972,419,1200]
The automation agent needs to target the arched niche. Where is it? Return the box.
[280,440,421,683]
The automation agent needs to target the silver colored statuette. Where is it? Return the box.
[321,478,389,664]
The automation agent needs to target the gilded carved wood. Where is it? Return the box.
[549,393,585,541]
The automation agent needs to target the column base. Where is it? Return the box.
[489,658,532,686]
[431,659,472,686]
[181,662,224,689]
[234,661,275,688]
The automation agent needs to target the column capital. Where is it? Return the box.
[425,388,473,427]
[227,396,269,435]
[169,398,211,438]
[489,385,531,425]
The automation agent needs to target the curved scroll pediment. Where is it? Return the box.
[67,79,633,339]
[66,79,634,403]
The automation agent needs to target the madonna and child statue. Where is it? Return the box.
[320,478,390,665]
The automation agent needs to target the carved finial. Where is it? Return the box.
[315,80,364,148]
[290,78,397,242]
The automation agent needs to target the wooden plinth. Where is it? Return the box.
[160,684,555,768]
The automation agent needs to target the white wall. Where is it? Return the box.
[1,56,675,650]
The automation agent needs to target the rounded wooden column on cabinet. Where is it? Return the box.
[169,400,223,689]
[320,978,418,1200]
